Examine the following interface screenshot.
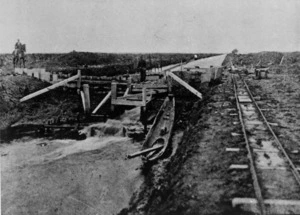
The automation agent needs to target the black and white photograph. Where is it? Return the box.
[1,0,300,214]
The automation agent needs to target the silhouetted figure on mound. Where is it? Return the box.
[137,56,146,82]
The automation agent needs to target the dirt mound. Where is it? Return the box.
[0,75,49,130]
[0,74,86,139]
[283,52,300,65]
[223,52,284,67]
[223,51,300,68]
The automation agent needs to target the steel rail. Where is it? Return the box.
[242,78,300,187]
[232,74,266,215]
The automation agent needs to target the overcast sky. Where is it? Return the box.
[1,0,299,53]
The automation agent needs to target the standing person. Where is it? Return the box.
[137,56,146,82]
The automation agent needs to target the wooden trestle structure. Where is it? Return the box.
[19,66,205,136]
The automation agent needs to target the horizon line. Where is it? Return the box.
[1,50,300,55]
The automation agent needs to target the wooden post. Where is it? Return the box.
[80,91,86,112]
[111,81,117,112]
[181,60,183,72]
[141,106,147,133]
[167,74,172,93]
[142,87,146,106]
[141,87,147,133]
[83,84,90,114]
[77,70,81,94]
[127,76,132,94]
[163,70,167,82]
[53,74,58,82]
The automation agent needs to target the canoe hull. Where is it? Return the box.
[142,95,175,162]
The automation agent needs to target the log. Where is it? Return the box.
[133,83,167,89]
[127,145,163,159]
[83,84,90,114]
[280,56,284,65]
[20,74,79,102]
[44,125,81,129]
[167,71,202,100]
[111,99,146,107]
[80,91,86,112]
[92,91,111,114]
[77,70,81,92]
[111,81,117,112]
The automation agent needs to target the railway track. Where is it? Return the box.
[231,74,300,214]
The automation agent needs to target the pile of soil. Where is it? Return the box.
[223,51,300,68]
[0,75,48,130]
[223,52,283,67]
[282,52,300,65]
[0,74,86,142]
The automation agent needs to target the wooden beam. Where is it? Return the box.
[76,70,81,94]
[72,80,114,85]
[20,74,79,102]
[127,145,163,159]
[120,93,142,99]
[123,88,129,96]
[80,91,86,112]
[44,125,81,129]
[167,71,202,100]
[92,91,111,114]
[111,81,117,112]
[111,81,117,100]
[133,83,167,89]
[111,99,146,106]
[256,60,261,66]
[83,84,90,114]
[142,87,146,105]
[127,76,132,94]
[131,88,167,94]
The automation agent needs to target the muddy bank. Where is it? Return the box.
[121,76,254,215]
[0,73,116,142]
[0,75,81,127]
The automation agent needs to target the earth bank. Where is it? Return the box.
[121,74,254,215]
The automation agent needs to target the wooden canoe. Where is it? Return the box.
[142,95,175,162]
